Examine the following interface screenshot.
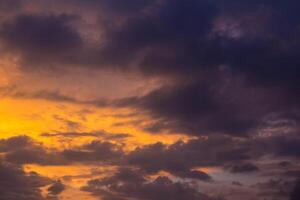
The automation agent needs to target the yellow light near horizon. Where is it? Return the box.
[0,97,187,149]
[0,98,46,138]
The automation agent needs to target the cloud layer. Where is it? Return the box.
[0,0,299,200]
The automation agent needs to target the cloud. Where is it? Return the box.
[0,136,65,165]
[0,134,299,200]
[0,1,299,199]
[116,70,299,136]
[126,134,300,181]
[67,0,154,14]
[254,179,296,200]
[82,168,221,200]
[48,0,300,97]
[0,135,128,166]
[62,140,124,164]
[0,135,248,180]
[0,0,21,11]
[0,135,34,151]
[1,81,298,138]
[2,81,298,139]
[225,163,259,174]
[96,0,217,70]
[258,135,300,158]
[81,0,297,138]
[0,0,218,74]
[1,134,300,179]
[47,180,65,196]
[0,161,51,200]
[40,131,131,140]
[0,13,83,70]
[12,90,84,104]
[126,136,250,180]
[290,179,300,200]
[0,0,299,96]
[0,85,112,107]
[122,81,259,136]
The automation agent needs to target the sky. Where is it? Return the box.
[0,0,299,200]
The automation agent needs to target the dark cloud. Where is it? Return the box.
[122,81,261,136]
[257,135,300,158]
[0,0,299,95]
[12,90,83,104]
[0,136,65,165]
[97,0,217,70]
[47,180,65,196]
[2,83,298,138]
[0,134,300,200]
[0,86,110,107]
[0,0,218,74]
[3,83,299,138]
[0,136,126,166]
[126,136,251,180]
[225,163,259,174]
[116,70,299,137]
[290,179,300,200]
[41,131,131,140]
[232,181,243,186]
[62,140,124,164]
[1,134,300,181]
[0,0,21,11]
[0,161,50,200]
[285,171,300,178]
[0,0,298,138]
[82,168,221,200]
[5,148,55,165]
[279,161,292,168]
[0,135,34,151]
[76,0,300,97]
[0,13,83,70]
[69,0,154,14]
[254,179,295,200]
[0,0,298,198]
[127,135,300,181]
[95,0,299,137]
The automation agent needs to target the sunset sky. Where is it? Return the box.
[0,0,299,200]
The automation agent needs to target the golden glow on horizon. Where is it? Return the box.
[0,97,187,146]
